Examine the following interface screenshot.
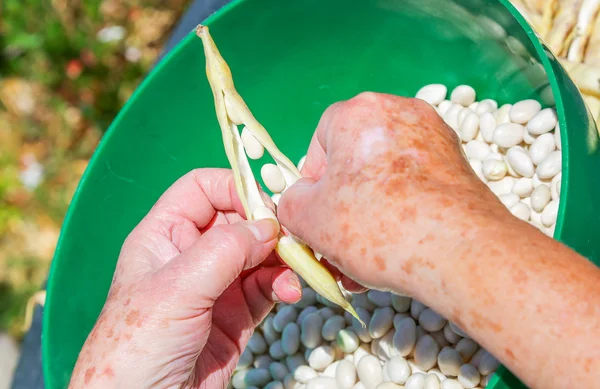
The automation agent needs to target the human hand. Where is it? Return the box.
[278,92,513,299]
[69,168,302,389]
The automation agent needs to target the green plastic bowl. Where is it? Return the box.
[43,0,600,388]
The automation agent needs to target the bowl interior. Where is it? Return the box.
[43,0,597,388]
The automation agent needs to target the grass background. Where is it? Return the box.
[0,0,192,340]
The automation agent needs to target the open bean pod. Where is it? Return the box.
[195,25,364,327]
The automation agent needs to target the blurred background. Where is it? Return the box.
[0,0,196,384]
[1,0,599,387]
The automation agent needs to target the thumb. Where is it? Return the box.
[158,219,280,302]
[278,177,320,240]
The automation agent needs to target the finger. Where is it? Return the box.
[156,219,280,304]
[341,276,368,294]
[300,102,341,180]
[242,267,302,324]
[277,177,322,240]
[134,168,245,240]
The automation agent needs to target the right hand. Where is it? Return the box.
[278,92,515,298]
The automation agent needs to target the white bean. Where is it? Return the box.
[369,307,395,339]
[285,354,306,372]
[391,294,411,312]
[297,306,318,326]
[481,374,492,387]
[509,99,541,124]
[419,309,447,332]
[270,362,290,381]
[232,370,249,389]
[450,85,476,106]
[352,344,371,368]
[478,352,500,375]
[498,193,520,209]
[295,288,317,309]
[248,332,268,354]
[512,177,533,197]
[405,372,426,389]
[265,381,284,389]
[456,338,479,362]
[469,348,486,369]
[527,108,558,134]
[261,163,287,193]
[377,329,397,360]
[337,328,360,353]
[427,369,446,382]
[294,366,318,383]
[465,140,490,161]
[532,173,551,188]
[449,322,469,338]
[255,355,274,369]
[529,133,556,165]
[541,200,559,227]
[241,126,265,159]
[476,99,498,114]
[414,335,440,371]
[530,185,551,212]
[357,355,383,389]
[301,313,324,348]
[437,346,463,376]
[424,373,441,389]
[555,123,562,149]
[245,368,272,387]
[351,383,366,389]
[393,317,417,357]
[239,348,254,369]
[440,379,463,389]
[458,364,480,388]
[438,100,452,115]
[458,108,474,127]
[353,308,372,342]
[460,112,480,142]
[443,323,462,344]
[494,103,512,124]
[307,346,335,371]
[487,176,515,196]
[282,322,301,355]
[393,313,411,328]
[469,159,485,181]
[336,360,357,389]
[416,84,448,105]
[274,306,298,332]
[270,340,286,360]
[368,290,392,307]
[322,316,346,341]
[506,147,534,177]
[479,112,496,143]
[536,150,561,179]
[385,356,411,384]
[443,104,463,131]
[551,172,561,200]
[510,202,530,221]
[523,130,537,145]
[430,329,450,349]
[493,123,525,148]
[482,158,507,181]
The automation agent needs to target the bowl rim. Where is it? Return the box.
[42,0,573,387]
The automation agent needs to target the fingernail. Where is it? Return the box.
[287,273,302,295]
[248,218,280,242]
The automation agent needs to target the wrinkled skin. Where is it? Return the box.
[278,92,510,295]
[69,169,301,389]
[279,92,600,389]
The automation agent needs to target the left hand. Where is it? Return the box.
[69,168,302,389]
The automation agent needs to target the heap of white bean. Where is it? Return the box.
[231,84,562,389]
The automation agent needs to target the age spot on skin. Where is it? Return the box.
[125,309,140,326]
[84,367,96,385]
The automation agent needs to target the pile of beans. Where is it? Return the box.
[230,84,562,389]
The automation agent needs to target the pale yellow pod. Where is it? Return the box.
[195,24,364,326]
